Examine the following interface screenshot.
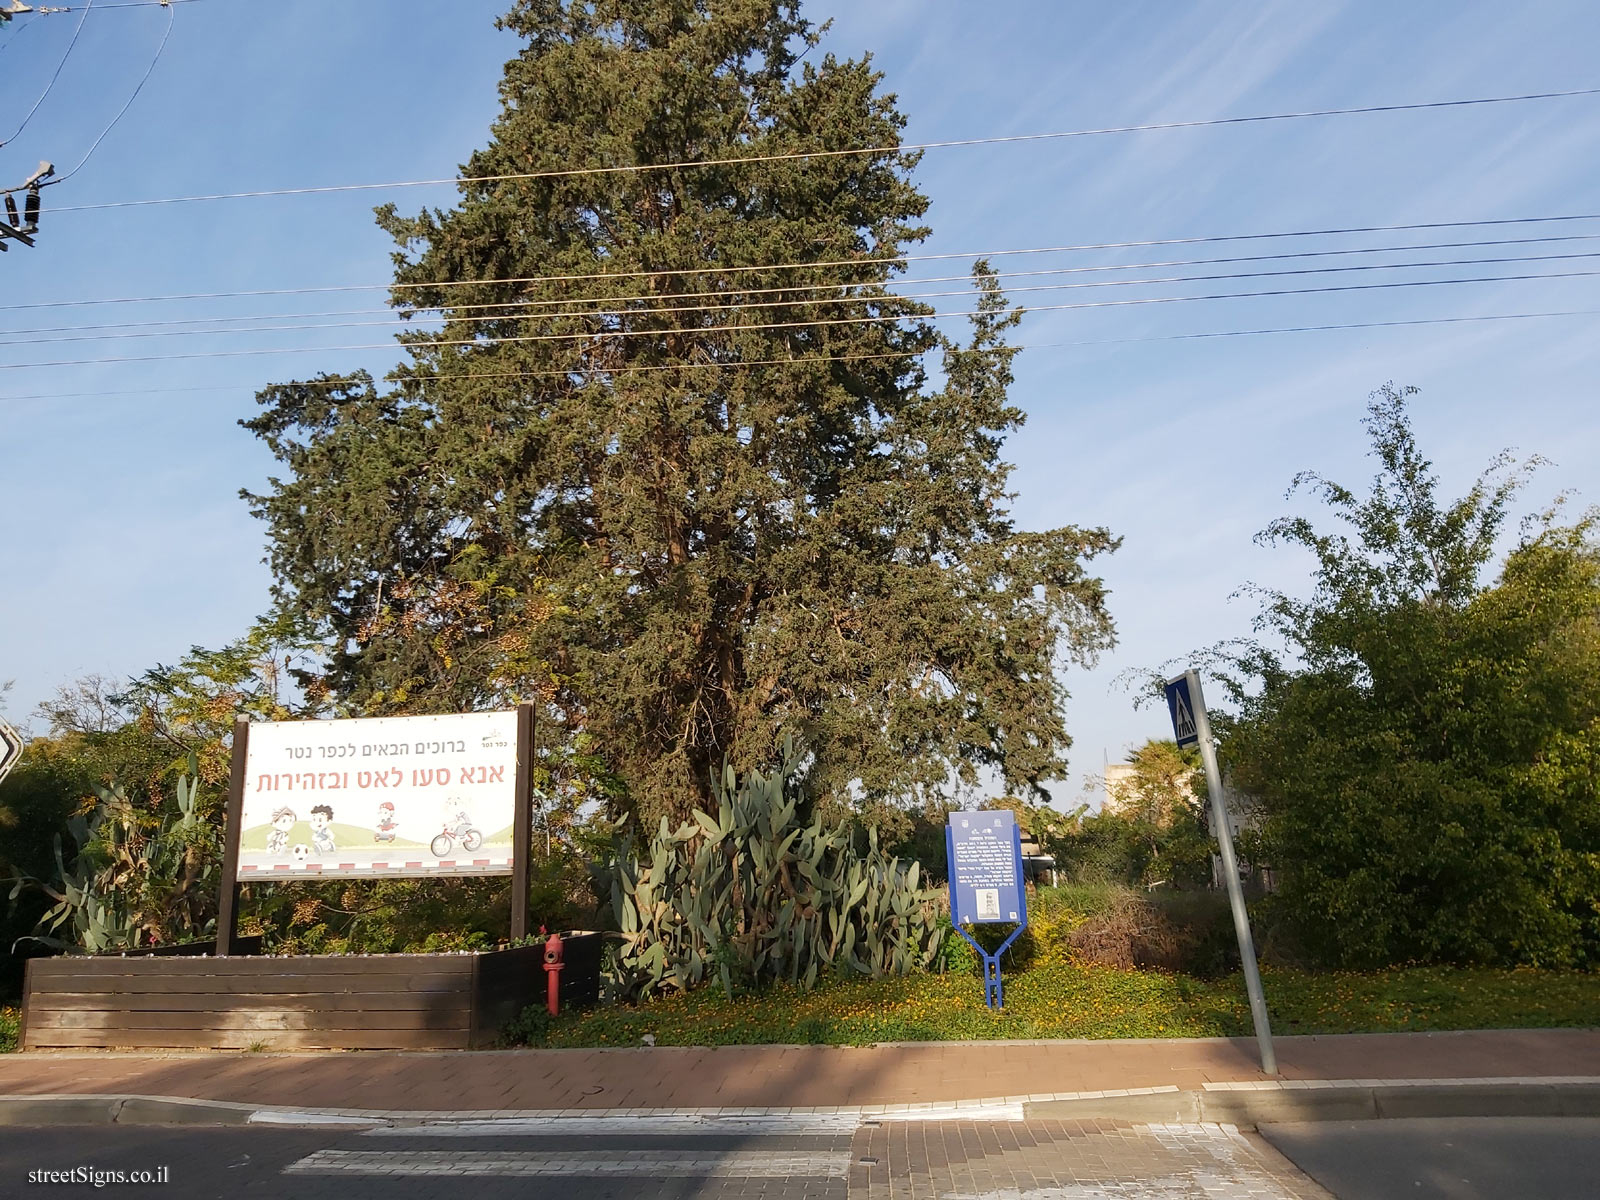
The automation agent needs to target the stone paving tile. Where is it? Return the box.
[848,1119,1335,1199]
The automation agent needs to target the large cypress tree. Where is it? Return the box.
[244,0,1118,823]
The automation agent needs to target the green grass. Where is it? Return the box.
[515,964,1600,1047]
[0,1007,18,1054]
[239,821,429,851]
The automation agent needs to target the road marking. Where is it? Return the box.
[249,1110,376,1126]
[361,1112,862,1136]
[286,1149,850,1177]
[874,1101,1025,1122]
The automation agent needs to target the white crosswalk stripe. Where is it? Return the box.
[359,1112,863,1137]
[285,1148,851,1178]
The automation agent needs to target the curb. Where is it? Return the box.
[4,1078,1599,1128]
[1024,1079,1600,1125]
[0,1095,257,1127]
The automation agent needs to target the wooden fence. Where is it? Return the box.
[21,934,602,1051]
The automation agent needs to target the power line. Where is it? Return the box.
[1047,308,1600,350]
[33,85,1600,207]
[10,247,1600,348]
[7,266,1599,369]
[0,0,93,150]
[0,9,40,57]
[5,308,1598,402]
[27,0,199,9]
[15,232,1600,339]
[8,211,1600,311]
[45,0,174,185]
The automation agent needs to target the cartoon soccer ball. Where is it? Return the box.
[291,843,312,865]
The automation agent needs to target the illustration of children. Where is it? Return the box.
[309,804,337,856]
[266,807,296,857]
[374,801,397,843]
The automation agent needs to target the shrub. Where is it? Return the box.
[604,738,945,998]
[1013,883,1238,975]
[501,1004,554,1047]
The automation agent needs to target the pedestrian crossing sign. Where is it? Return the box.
[1164,673,1201,748]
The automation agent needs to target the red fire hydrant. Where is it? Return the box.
[543,930,564,1017]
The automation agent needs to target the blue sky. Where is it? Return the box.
[2,1,1597,806]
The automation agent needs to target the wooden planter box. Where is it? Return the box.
[21,932,603,1051]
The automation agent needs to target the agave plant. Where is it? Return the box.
[607,738,945,998]
[15,755,220,954]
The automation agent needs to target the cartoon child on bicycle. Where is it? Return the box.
[430,800,483,857]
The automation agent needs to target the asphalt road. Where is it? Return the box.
[0,1116,1330,1198]
[1261,1117,1600,1200]
[0,1124,851,1200]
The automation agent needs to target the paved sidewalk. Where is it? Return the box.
[1,1029,1596,1115]
[852,1119,1334,1200]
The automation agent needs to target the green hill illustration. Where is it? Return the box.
[241,821,427,852]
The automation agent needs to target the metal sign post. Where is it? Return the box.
[946,810,1029,1008]
[1165,670,1277,1075]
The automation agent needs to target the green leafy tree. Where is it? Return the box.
[1213,384,1600,967]
[243,0,1117,823]
[1104,739,1203,827]
[1058,739,1213,889]
[1,735,90,997]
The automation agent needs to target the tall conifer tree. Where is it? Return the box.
[245,0,1118,822]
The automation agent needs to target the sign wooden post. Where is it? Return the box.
[510,703,535,942]
[216,717,250,957]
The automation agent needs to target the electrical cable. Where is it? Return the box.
[4,307,1598,402]
[44,0,173,185]
[32,85,1600,206]
[6,266,1598,369]
[7,211,1600,312]
[0,10,40,57]
[14,231,1600,339]
[33,0,201,9]
[0,0,92,149]
[8,247,1600,347]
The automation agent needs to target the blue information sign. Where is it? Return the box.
[1164,673,1200,748]
[945,810,1028,1009]
[947,810,1025,925]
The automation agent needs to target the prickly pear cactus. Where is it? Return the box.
[608,738,945,998]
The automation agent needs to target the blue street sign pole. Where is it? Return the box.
[1165,670,1277,1075]
[946,811,1029,1009]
